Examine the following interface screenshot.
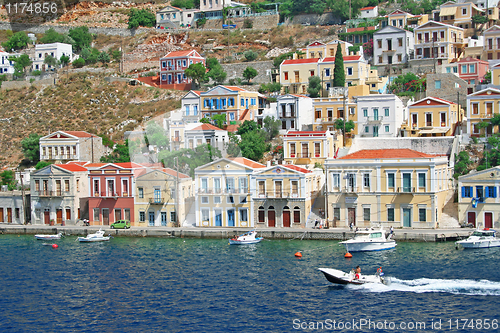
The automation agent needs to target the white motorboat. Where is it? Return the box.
[455,228,500,249]
[340,226,396,252]
[35,232,63,240]
[318,268,387,285]
[77,229,111,242]
[228,230,263,245]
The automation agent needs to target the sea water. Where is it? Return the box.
[0,235,499,332]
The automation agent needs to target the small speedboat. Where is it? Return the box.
[318,268,387,285]
[455,228,500,249]
[77,229,110,242]
[35,232,63,240]
[340,226,396,252]
[228,230,263,245]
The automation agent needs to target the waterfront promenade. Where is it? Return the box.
[0,224,473,242]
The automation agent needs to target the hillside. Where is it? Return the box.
[0,72,182,168]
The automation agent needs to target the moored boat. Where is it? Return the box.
[77,229,110,242]
[455,228,500,249]
[228,230,263,245]
[35,232,63,240]
[318,268,386,285]
[340,226,396,252]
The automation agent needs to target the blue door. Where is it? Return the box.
[168,74,172,84]
[149,212,155,226]
[177,74,182,83]
[154,189,161,203]
[403,208,411,227]
[215,210,222,227]
[161,212,167,226]
[227,209,235,227]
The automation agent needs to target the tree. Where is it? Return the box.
[273,51,293,68]
[110,49,122,62]
[185,62,207,88]
[453,151,472,179]
[363,39,373,58]
[128,8,156,29]
[39,28,75,45]
[35,161,53,170]
[0,170,17,191]
[238,129,271,161]
[242,66,258,83]
[72,58,85,68]
[333,42,345,87]
[226,132,241,157]
[334,118,355,135]
[44,55,59,69]
[307,75,321,98]
[200,117,210,124]
[21,133,42,164]
[145,121,169,151]
[100,140,131,163]
[206,57,220,70]
[171,0,195,9]
[259,82,281,94]
[98,51,110,64]
[207,64,227,84]
[1,31,30,51]
[159,144,222,178]
[237,120,259,135]
[262,116,280,141]
[9,54,32,77]
[483,71,492,84]
[60,55,70,67]
[68,26,93,52]
[212,114,226,128]
[244,50,258,62]
[80,47,100,64]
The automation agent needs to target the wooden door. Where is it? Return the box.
[268,210,275,227]
[348,208,355,226]
[283,210,290,228]
[485,212,493,228]
[44,210,50,225]
[56,209,62,224]
[7,208,12,223]
[124,209,130,222]
[258,209,265,223]
[294,210,300,224]
[103,209,109,225]
[66,209,71,221]
[467,212,476,228]
[0,208,3,222]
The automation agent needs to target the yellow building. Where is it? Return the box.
[282,130,338,166]
[439,1,484,34]
[466,87,500,136]
[318,54,369,88]
[280,58,319,95]
[483,25,500,61]
[251,164,323,228]
[194,157,265,227]
[365,68,388,93]
[325,148,452,228]
[386,9,428,29]
[458,166,500,229]
[405,96,462,137]
[295,40,351,59]
[135,168,193,227]
[414,21,465,62]
[492,62,500,84]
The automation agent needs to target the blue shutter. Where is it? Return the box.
[461,186,466,198]
[493,186,497,198]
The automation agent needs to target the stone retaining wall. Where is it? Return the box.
[221,60,274,84]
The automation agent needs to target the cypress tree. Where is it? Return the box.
[333,42,345,87]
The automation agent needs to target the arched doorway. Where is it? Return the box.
[294,206,301,225]
[258,206,265,224]
[268,206,275,227]
[283,206,291,227]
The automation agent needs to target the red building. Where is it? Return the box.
[159,50,205,91]
[87,162,146,226]
[457,57,489,85]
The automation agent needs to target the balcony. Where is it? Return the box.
[382,49,396,53]
[149,198,166,204]
[96,191,120,198]
[397,187,415,193]
[198,187,223,194]
[171,136,181,142]
[290,77,302,84]
[197,187,249,194]
[255,191,300,199]
[414,53,449,60]
[281,113,296,118]
[365,116,383,124]
[342,187,359,193]
[35,190,63,197]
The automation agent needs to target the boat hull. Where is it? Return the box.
[318,268,385,285]
[228,237,263,245]
[340,241,396,252]
[78,237,110,242]
[35,235,62,240]
[456,240,500,248]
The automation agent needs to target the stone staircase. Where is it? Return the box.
[182,199,197,227]
[307,194,325,228]
[439,189,459,229]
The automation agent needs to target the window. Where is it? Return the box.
[419,208,426,222]
[472,103,479,115]
[334,207,340,221]
[310,70,315,76]
[398,38,403,47]
[284,72,288,80]
[469,64,475,73]
[64,180,69,192]
[388,208,394,222]
[385,125,390,132]
[240,196,247,203]
[170,211,176,222]
[486,186,497,198]
[435,80,441,89]
[94,208,100,222]
[363,109,368,117]
[332,174,340,188]
[241,98,245,107]
[462,7,467,15]
[202,209,209,221]
[201,196,209,204]
[377,40,382,48]
[446,67,451,73]
[461,65,467,73]
[35,180,40,191]
[325,68,330,76]
[363,207,370,221]
[476,186,484,199]
[384,108,389,117]
[214,196,221,204]
[227,196,234,204]
[347,67,353,76]
[388,173,395,188]
[365,126,369,133]
[363,174,370,188]
[138,187,144,198]
[240,209,248,222]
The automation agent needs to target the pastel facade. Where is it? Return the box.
[0,190,29,224]
[251,165,322,228]
[135,168,193,227]
[159,50,205,90]
[325,149,451,229]
[194,157,265,228]
[359,6,378,19]
[386,10,428,29]
[30,164,88,225]
[458,166,500,229]
[406,97,461,137]
[318,55,369,87]
[312,94,357,133]
[280,58,319,95]
[414,21,465,62]
[156,6,199,28]
[0,51,17,74]
[438,1,484,32]
[277,94,313,133]
[482,25,500,61]
[283,130,337,166]
[466,87,500,136]
[296,40,352,59]
[32,43,73,71]
[457,56,489,84]
[39,131,105,164]
[373,26,415,66]
[356,94,405,137]
[184,123,229,153]
[181,90,202,124]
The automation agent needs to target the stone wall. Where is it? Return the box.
[288,13,342,26]
[79,136,107,163]
[221,60,274,84]
[426,73,471,106]
[1,77,54,90]
[203,14,279,30]
[349,137,456,156]
[0,22,152,37]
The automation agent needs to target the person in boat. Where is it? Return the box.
[354,266,361,280]
[390,226,394,235]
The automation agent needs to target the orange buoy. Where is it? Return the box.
[52,244,58,249]
[295,251,302,258]
[344,252,352,258]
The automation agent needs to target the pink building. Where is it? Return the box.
[87,162,146,226]
[457,57,489,85]
[159,50,205,91]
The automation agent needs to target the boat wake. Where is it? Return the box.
[350,277,500,296]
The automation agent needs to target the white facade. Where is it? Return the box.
[181,90,202,123]
[356,94,405,137]
[373,25,414,66]
[277,94,314,134]
[0,51,17,74]
[360,6,378,19]
[156,6,199,28]
[32,43,73,71]
[184,123,229,153]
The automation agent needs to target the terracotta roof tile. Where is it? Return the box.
[228,157,266,169]
[339,149,438,160]
[62,131,98,138]
[346,26,376,33]
[282,58,320,65]
[283,165,312,173]
[323,55,362,62]
[162,168,190,178]
[190,123,224,131]
[57,164,88,172]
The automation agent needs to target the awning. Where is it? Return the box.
[418,127,450,134]
[440,7,457,16]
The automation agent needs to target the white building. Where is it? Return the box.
[0,51,17,74]
[356,94,405,137]
[156,5,199,28]
[32,43,73,71]
[181,90,202,124]
[184,123,229,154]
[373,25,415,66]
[277,94,314,134]
[359,6,378,19]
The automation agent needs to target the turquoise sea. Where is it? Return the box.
[1,235,499,332]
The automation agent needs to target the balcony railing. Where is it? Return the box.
[256,191,300,199]
[397,187,415,193]
[34,190,63,197]
[93,191,120,197]
[416,37,463,44]
[382,49,396,53]
[149,198,166,204]
[281,113,296,118]
[414,53,449,60]
[342,186,359,193]
[198,187,249,194]
[365,116,383,123]
[171,136,181,142]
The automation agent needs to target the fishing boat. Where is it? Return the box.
[35,232,63,240]
[318,268,386,285]
[455,228,500,249]
[340,226,396,252]
[228,230,263,245]
[77,229,111,243]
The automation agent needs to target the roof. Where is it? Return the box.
[360,6,376,10]
[339,149,438,160]
[228,157,266,169]
[281,58,320,65]
[285,131,327,136]
[82,163,106,168]
[224,86,246,91]
[61,131,97,138]
[56,164,88,172]
[322,55,362,62]
[162,50,201,59]
[346,26,377,33]
[190,123,224,131]
[162,168,190,178]
[290,94,311,99]
[114,162,145,169]
[283,165,312,173]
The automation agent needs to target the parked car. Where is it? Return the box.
[110,220,131,229]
